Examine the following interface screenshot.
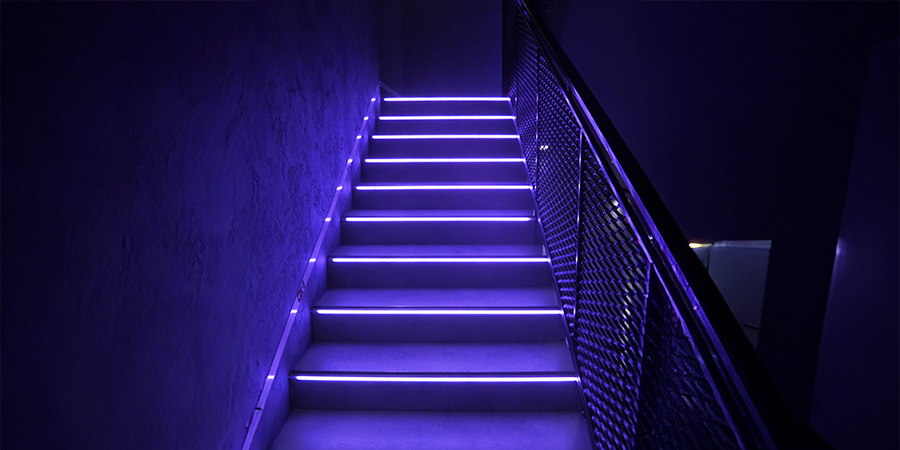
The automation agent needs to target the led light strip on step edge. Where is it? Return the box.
[365,158,525,163]
[383,97,509,102]
[345,216,534,222]
[314,308,561,315]
[372,134,518,139]
[355,184,531,191]
[293,374,579,382]
[330,257,550,263]
[379,115,515,120]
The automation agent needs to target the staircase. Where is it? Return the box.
[271,97,592,449]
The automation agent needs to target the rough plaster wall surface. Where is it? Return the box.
[1,1,378,448]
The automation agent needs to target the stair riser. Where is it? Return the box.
[376,119,516,135]
[353,189,534,209]
[327,260,553,288]
[341,221,539,245]
[290,379,582,411]
[370,139,521,158]
[362,162,528,183]
[311,314,567,342]
[381,101,511,116]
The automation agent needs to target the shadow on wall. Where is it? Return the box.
[1,1,378,448]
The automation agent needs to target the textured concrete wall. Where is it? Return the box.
[1,1,378,448]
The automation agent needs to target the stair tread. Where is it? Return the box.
[316,288,557,308]
[272,410,592,450]
[294,341,574,373]
[331,244,546,257]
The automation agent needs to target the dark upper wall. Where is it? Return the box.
[1,1,378,448]
[527,0,897,437]
[377,0,502,96]
[809,38,899,450]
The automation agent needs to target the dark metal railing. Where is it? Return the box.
[504,1,819,448]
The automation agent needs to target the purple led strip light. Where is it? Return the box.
[365,157,524,163]
[294,374,578,382]
[383,97,509,102]
[372,134,518,139]
[379,115,515,120]
[314,308,560,315]
[355,184,531,191]
[345,216,534,222]
[330,257,549,263]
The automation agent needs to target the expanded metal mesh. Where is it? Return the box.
[636,278,741,448]
[512,11,540,186]
[505,2,742,448]
[574,151,649,448]
[534,60,581,332]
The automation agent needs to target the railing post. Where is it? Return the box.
[571,131,584,337]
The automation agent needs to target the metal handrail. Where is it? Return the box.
[507,1,824,447]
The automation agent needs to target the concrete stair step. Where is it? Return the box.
[369,137,521,158]
[341,209,539,245]
[380,98,511,116]
[310,306,567,343]
[327,244,553,288]
[315,288,559,308]
[352,182,535,209]
[294,342,575,373]
[376,117,516,134]
[272,410,592,450]
[362,158,528,183]
[289,342,579,410]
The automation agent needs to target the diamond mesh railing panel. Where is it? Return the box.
[513,13,540,186]
[574,150,649,448]
[504,2,743,448]
[635,278,741,449]
[534,60,581,332]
